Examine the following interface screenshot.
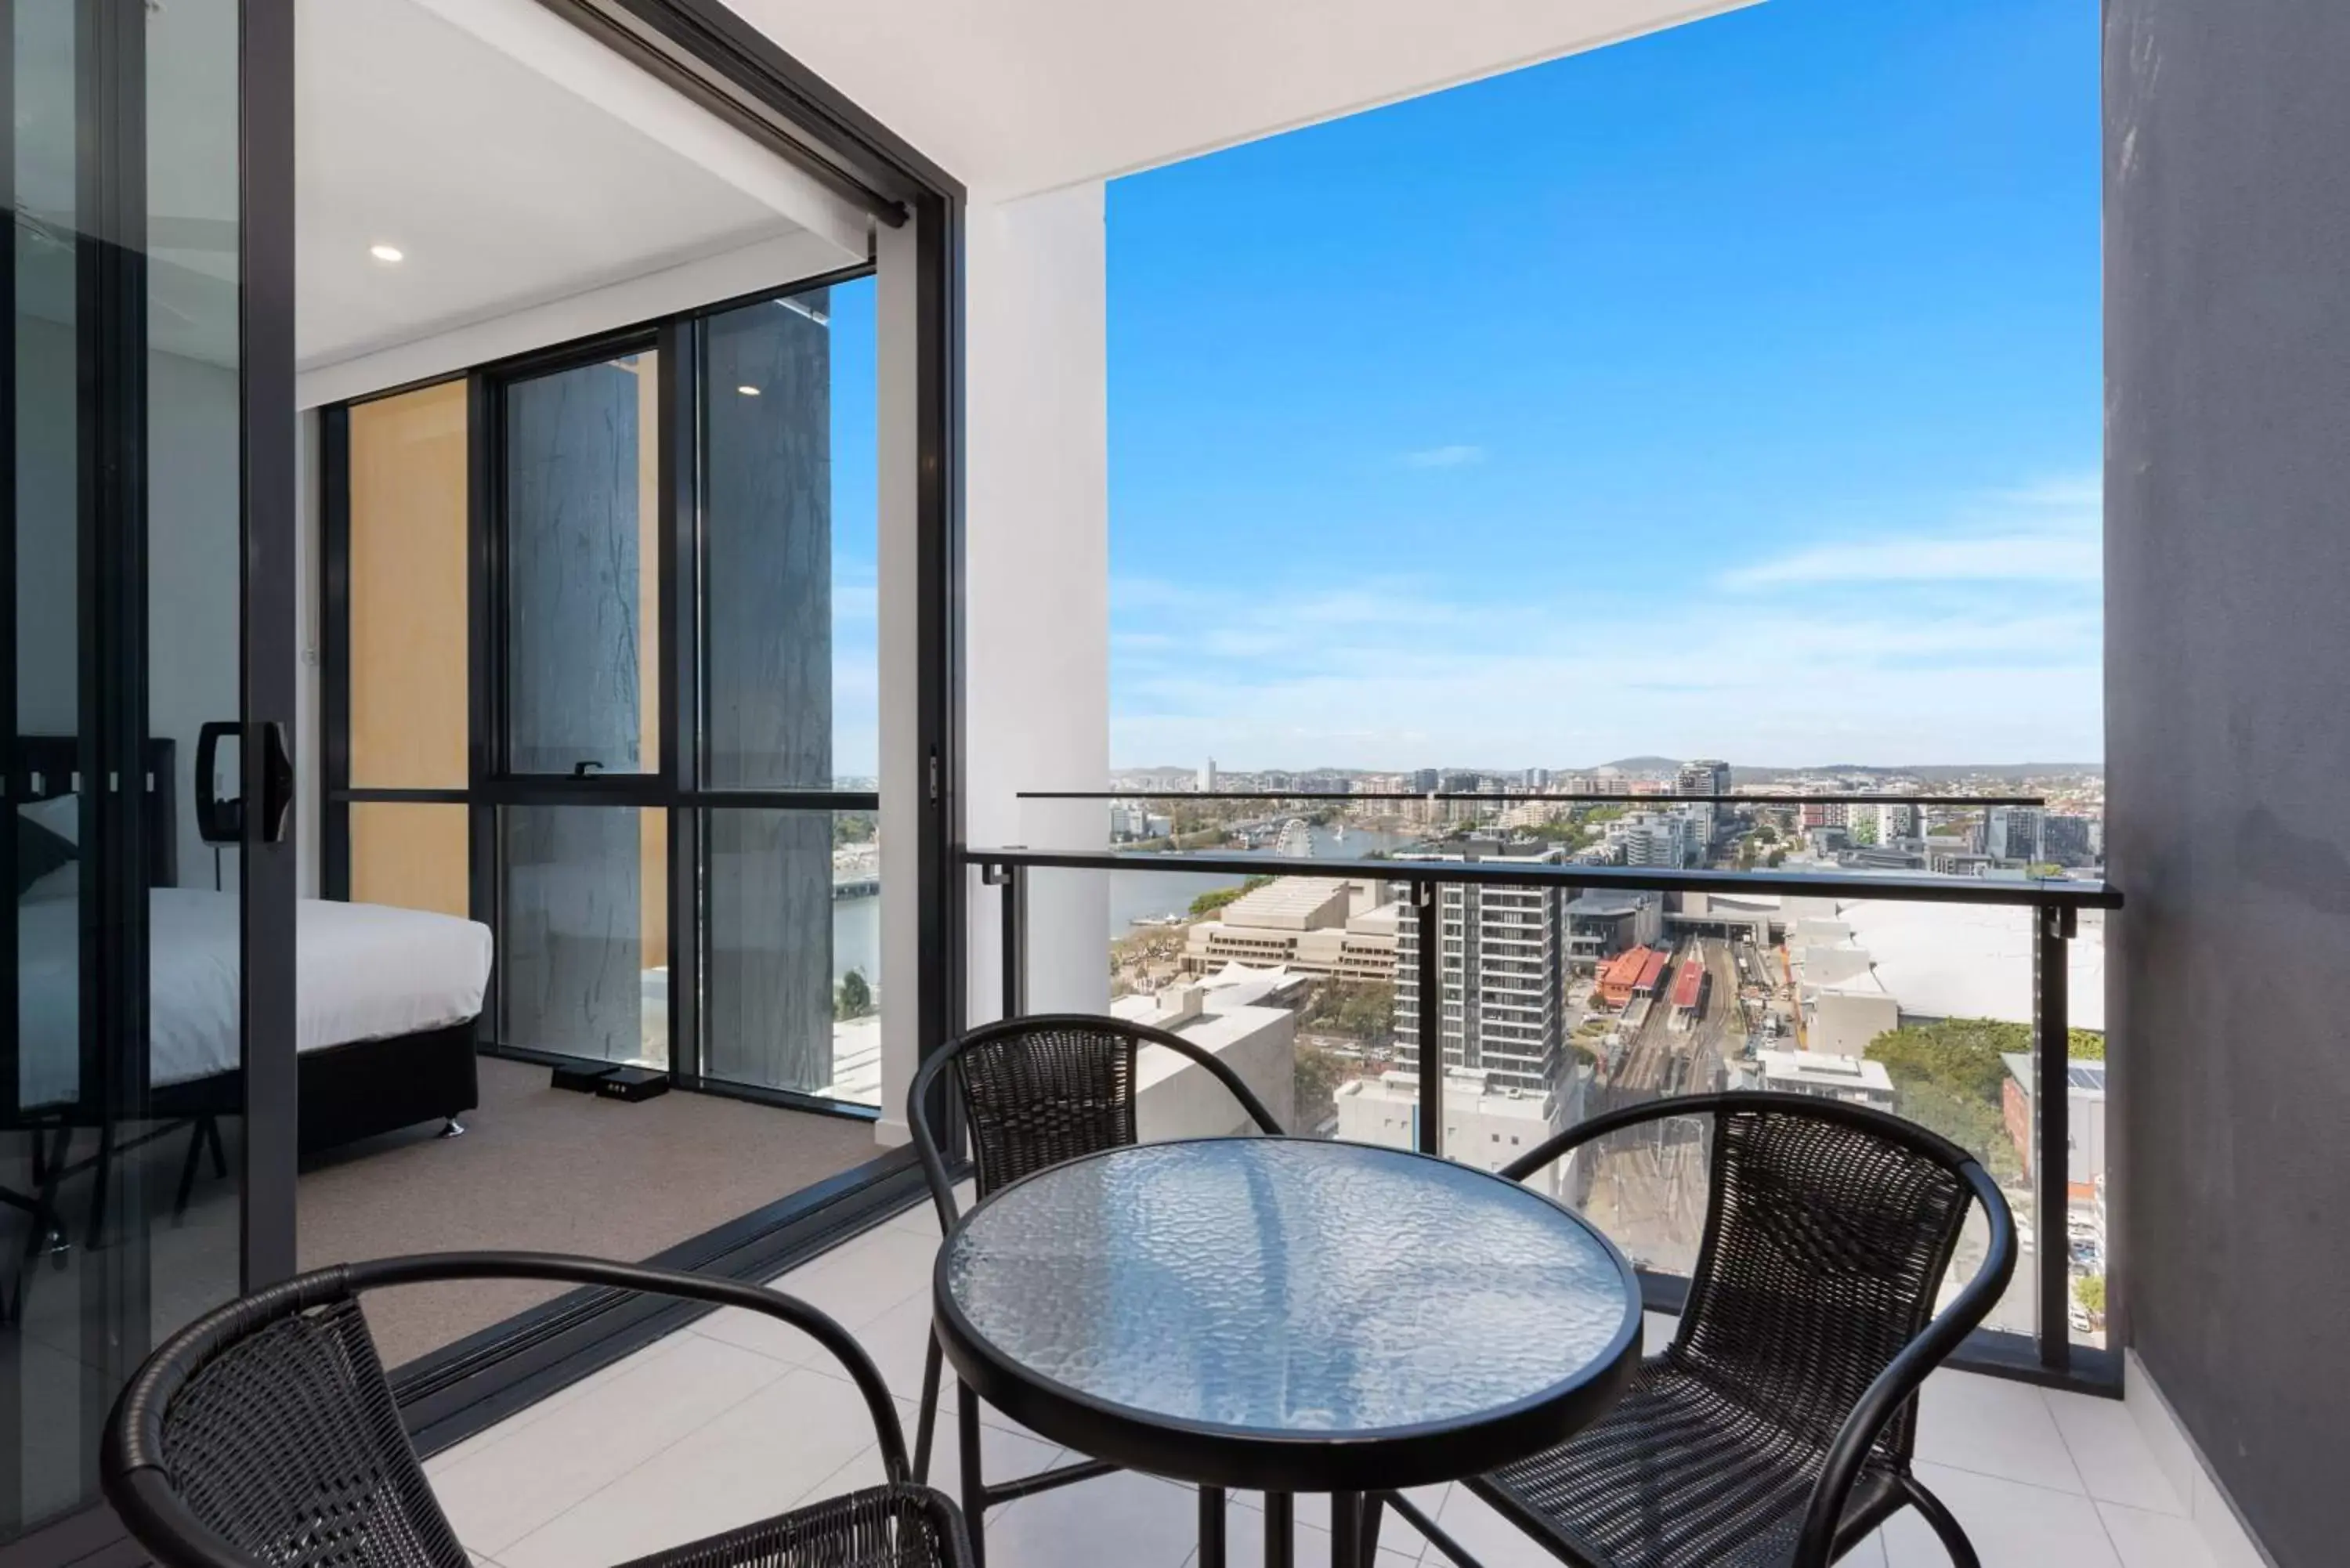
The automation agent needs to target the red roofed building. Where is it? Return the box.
[1596,946,1656,1008]
[1672,958,1706,1014]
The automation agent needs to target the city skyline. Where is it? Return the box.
[1106,0,2099,772]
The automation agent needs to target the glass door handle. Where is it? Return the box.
[194,721,295,844]
[259,721,295,844]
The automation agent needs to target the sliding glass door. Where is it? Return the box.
[3,0,295,1546]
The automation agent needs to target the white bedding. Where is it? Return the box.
[17,886,493,1110]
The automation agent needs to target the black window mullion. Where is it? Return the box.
[320,405,352,899]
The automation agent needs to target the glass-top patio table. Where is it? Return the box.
[934,1136,1643,1568]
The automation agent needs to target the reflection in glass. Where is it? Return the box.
[505,352,658,775]
[701,281,877,789]
[501,807,667,1067]
[703,810,873,1104]
[3,0,246,1539]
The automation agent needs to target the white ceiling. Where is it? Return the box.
[295,0,869,380]
[719,0,1755,198]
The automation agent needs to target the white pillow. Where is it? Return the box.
[21,792,78,847]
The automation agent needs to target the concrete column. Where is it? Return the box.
[962,183,1112,1024]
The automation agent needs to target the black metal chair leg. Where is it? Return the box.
[1359,1493,1385,1565]
[1332,1492,1362,1568]
[1904,1476,1982,1568]
[914,1333,945,1483]
[1264,1493,1294,1568]
[204,1116,228,1176]
[1198,1485,1226,1568]
[957,1378,988,1568]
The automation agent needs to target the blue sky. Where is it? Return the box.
[1106,0,2100,773]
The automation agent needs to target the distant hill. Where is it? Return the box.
[1593,755,1683,775]
[1728,762,2103,784]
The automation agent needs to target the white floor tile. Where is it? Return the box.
[2045,1389,2189,1516]
[1191,1498,1332,1568]
[1429,1483,1571,1568]
[1914,1372,2085,1494]
[1840,1530,1889,1567]
[495,1366,896,1568]
[1226,1486,1448,1560]
[766,1227,941,1331]
[424,1332,690,1479]
[2099,1502,2219,1568]
[814,1395,1065,1500]
[428,1334,790,1556]
[1882,1462,2120,1568]
[982,1468,1200,1568]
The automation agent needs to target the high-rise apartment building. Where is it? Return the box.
[1674,758,1730,850]
[1986,805,2045,862]
[2041,812,2099,865]
[1393,847,1566,1093]
[1198,757,1217,793]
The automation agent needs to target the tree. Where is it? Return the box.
[1301,980,1397,1044]
[834,968,874,1021]
[1752,823,1780,845]
[2074,1274,2106,1322]
[1765,847,1788,868]
[1293,1041,1351,1133]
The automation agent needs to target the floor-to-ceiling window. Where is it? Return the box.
[325,273,883,1115]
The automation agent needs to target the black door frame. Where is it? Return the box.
[2,0,960,1556]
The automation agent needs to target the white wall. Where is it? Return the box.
[961,182,1112,1027]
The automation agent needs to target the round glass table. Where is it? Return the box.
[933,1137,1641,1566]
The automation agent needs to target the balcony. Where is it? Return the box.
[416,1208,2224,1568]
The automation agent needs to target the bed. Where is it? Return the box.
[11,736,494,1157]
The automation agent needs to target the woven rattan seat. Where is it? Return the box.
[1388,1093,2015,1568]
[103,1254,973,1568]
[906,1013,1285,1566]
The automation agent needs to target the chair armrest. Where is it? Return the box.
[345,1253,913,1483]
[1790,1160,2018,1568]
[1500,1090,1746,1183]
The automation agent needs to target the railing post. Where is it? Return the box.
[1415,880,1443,1157]
[1002,863,1026,1021]
[2034,901,2074,1374]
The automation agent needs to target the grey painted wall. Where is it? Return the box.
[2106,3,2350,1563]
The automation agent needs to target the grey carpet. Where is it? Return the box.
[298,1057,877,1368]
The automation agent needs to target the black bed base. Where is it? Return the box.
[296,1020,480,1156]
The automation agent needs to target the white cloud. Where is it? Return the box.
[1109,475,2105,770]
[1718,472,2101,591]
[1400,443,1486,469]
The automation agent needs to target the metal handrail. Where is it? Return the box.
[1019,788,2055,807]
[963,843,2113,1386]
[964,846,2120,911]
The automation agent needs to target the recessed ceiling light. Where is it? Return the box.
[369,244,404,263]
[736,385,761,396]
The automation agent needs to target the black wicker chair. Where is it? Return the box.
[101,1252,974,1568]
[1382,1092,2015,1568]
[906,1013,1286,1563]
